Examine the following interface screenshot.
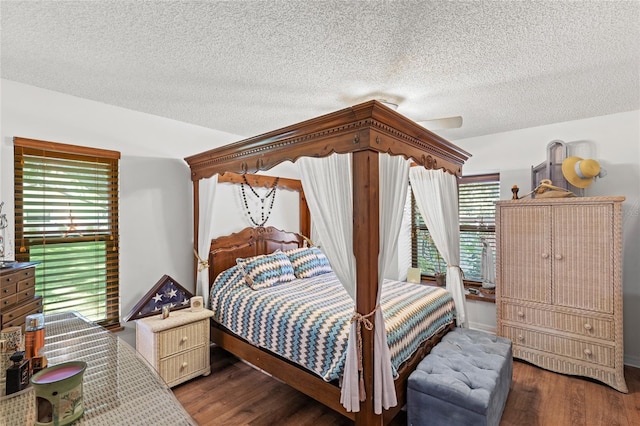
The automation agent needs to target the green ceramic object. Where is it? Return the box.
[31,361,87,426]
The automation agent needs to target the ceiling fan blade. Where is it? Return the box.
[417,116,463,130]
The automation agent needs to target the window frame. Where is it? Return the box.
[411,172,500,285]
[13,137,121,329]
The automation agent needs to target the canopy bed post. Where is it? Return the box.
[352,150,381,425]
[192,178,200,283]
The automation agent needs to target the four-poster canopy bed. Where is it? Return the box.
[184,100,471,425]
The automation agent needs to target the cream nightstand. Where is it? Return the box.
[135,308,214,387]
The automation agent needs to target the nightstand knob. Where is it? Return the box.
[181,362,188,369]
[517,311,524,318]
[584,323,593,331]
[181,336,188,343]
[517,334,524,342]
[584,348,592,357]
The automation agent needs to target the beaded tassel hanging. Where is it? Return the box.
[240,174,279,226]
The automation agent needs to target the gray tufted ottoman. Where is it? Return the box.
[407,328,512,426]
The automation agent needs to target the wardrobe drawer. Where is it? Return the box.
[158,319,207,358]
[502,325,615,368]
[502,302,613,341]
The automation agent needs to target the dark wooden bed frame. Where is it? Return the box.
[185,100,470,425]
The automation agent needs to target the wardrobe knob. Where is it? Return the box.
[541,253,549,259]
[517,335,524,342]
[555,254,563,260]
[584,323,593,331]
[181,362,188,369]
[181,336,188,343]
[517,311,525,318]
[584,348,592,357]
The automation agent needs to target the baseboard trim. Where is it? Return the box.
[624,354,640,368]
[468,322,496,334]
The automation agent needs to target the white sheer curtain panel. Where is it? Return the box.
[409,168,468,327]
[196,175,219,299]
[297,154,361,411]
[481,238,496,289]
[374,154,410,412]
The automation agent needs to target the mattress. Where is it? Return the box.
[209,267,456,382]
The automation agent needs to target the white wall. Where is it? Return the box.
[0,80,295,344]
[3,80,638,365]
[454,109,640,366]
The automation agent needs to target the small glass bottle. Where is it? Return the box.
[24,313,45,359]
[5,351,30,395]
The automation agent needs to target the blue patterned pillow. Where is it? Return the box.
[310,247,332,275]
[284,247,333,278]
[236,251,296,290]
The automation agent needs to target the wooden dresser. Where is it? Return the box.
[0,262,42,330]
[496,196,627,393]
[136,308,214,387]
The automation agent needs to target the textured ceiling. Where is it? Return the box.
[1,1,639,144]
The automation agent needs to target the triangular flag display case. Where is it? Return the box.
[123,275,194,322]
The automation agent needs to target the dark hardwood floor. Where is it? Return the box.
[172,346,640,426]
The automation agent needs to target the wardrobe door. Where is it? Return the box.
[552,204,613,314]
[499,205,551,304]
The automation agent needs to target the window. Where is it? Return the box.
[14,137,121,328]
[411,173,500,282]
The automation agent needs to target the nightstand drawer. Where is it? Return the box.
[158,319,207,358]
[136,309,214,388]
[502,301,613,341]
[502,324,614,368]
[159,346,208,385]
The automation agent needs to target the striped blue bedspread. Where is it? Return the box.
[209,267,456,382]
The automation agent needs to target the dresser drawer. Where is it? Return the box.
[1,282,17,297]
[1,294,18,310]
[502,302,613,341]
[1,268,35,286]
[1,297,43,329]
[16,287,36,304]
[502,324,615,368]
[158,319,207,358]
[17,276,36,293]
[159,345,208,385]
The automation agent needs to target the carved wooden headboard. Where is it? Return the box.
[208,226,306,290]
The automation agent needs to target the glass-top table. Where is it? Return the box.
[0,311,196,425]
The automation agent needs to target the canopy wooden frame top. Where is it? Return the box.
[184,100,471,425]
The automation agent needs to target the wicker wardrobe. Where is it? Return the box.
[496,196,627,393]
